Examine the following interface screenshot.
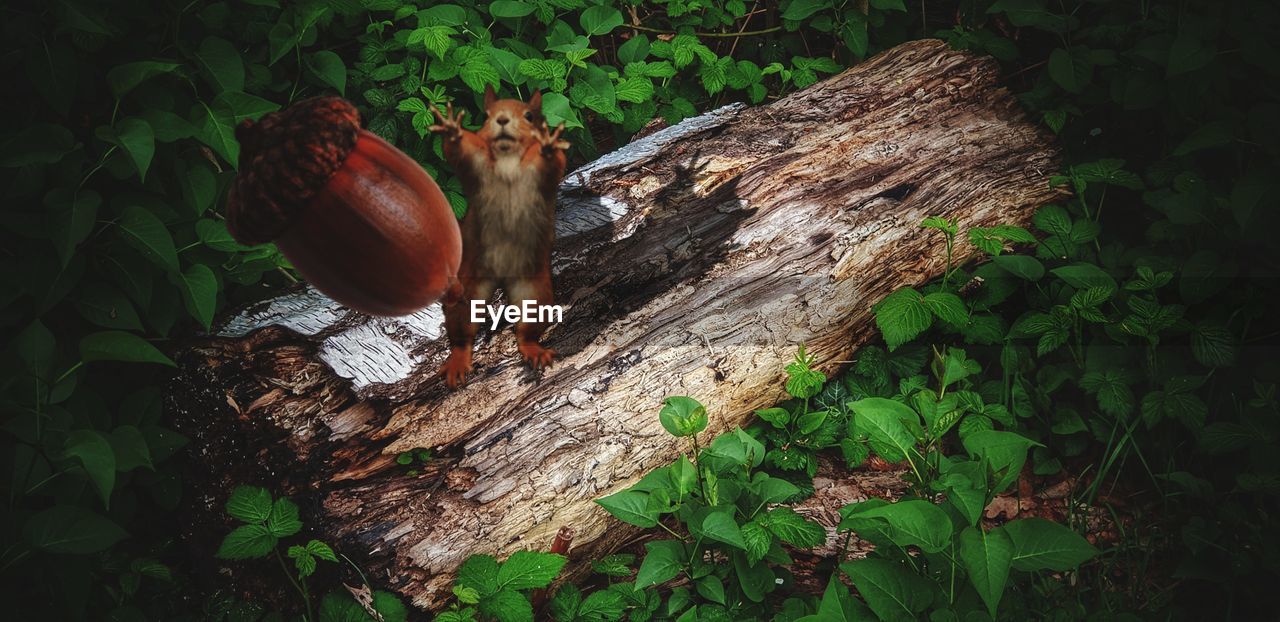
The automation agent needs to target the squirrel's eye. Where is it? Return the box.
[524,111,534,121]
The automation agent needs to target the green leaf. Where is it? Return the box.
[1002,517,1098,571]
[110,118,155,181]
[194,36,244,93]
[212,91,281,123]
[923,293,968,326]
[480,589,533,622]
[306,539,338,562]
[873,288,933,350]
[307,51,347,94]
[992,254,1045,281]
[761,507,826,547]
[959,527,1013,617]
[617,35,650,65]
[754,474,801,504]
[840,558,932,622]
[549,584,581,621]
[580,6,624,35]
[24,505,127,554]
[0,123,75,167]
[107,61,181,98]
[197,103,240,165]
[615,76,655,103]
[74,282,143,330]
[577,590,626,621]
[782,0,832,21]
[741,520,772,564]
[497,551,567,590]
[108,425,153,471]
[45,189,100,266]
[62,430,116,506]
[701,509,747,549]
[489,1,536,19]
[81,331,176,367]
[267,497,303,537]
[590,554,635,577]
[457,554,501,596]
[288,544,317,577]
[963,429,1036,493]
[226,485,273,523]
[596,490,659,527]
[850,398,919,464]
[849,500,951,553]
[216,524,276,559]
[179,263,218,330]
[1051,263,1116,291]
[635,540,684,588]
[1048,47,1091,93]
[658,396,708,437]
[117,205,179,272]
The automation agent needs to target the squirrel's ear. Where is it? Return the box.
[528,91,542,115]
[483,83,497,108]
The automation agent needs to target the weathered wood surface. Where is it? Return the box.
[172,39,1066,610]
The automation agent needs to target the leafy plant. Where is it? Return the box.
[213,485,404,622]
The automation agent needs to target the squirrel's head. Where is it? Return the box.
[482,84,545,157]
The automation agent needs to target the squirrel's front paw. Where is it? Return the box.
[537,122,570,152]
[439,347,473,388]
[428,102,466,139]
[518,341,555,370]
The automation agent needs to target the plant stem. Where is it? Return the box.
[275,549,312,622]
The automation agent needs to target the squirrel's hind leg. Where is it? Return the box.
[440,278,495,387]
[507,276,556,370]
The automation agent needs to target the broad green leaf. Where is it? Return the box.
[840,558,932,622]
[959,526,1013,617]
[701,509,747,549]
[107,61,181,98]
[489,1,535,19]
[266,497,303,537]
[741,520,772,564]
[63,430,116,506]
[117,205,178,272]
[24,505,127,554]
[307,50,347,94]
[194,36,244,93]
[851,500,952,553]
[45,189,101,266]
[180,263,218,330]
[580,6,624,36]
[108,425,152,471]
[457,554,500,596]
[1048,47,1091,92]
[596,490,659,527]
[80,331,176,367]
[306,539,337,562]
[111,118,155,181]
[923,292,968,326]
[216,524,276,559]
[1002,517,1098,571]
[658,396,708,437]
[963,429,1037,493]
[635,540,684,588]
[873,288,933,350]
[212,91,281,123]
[993,254,1045,280]
[782,0,832,21]
[497,551,567,590]
[226,485,273,523]
[577,590,626,621]
[761,507,826,547]
[850,397,919,463]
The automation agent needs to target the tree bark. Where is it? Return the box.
[172,39,1067,610]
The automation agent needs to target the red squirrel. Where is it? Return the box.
[429,85,568,388]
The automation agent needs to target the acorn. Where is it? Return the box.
[226,96,461,316]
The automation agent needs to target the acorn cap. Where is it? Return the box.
[225,96,362,245]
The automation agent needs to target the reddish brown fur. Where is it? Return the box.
[430,85,568,387]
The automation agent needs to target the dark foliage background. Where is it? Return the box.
[1,0,1276,619]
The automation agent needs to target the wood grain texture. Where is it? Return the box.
[172,39,1067,610]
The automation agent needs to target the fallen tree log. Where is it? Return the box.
[172,39,1067,610]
